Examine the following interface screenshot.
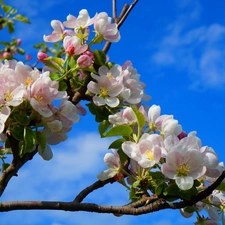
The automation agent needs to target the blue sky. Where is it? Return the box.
[1,0,225,224]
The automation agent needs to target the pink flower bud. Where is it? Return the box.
[17,38,22,46]
[26,54,32,61]
[66,45,75,56]
[2,52,11,59]
[37,52,48,62]
[177,131,187,140]
[77,54,92,67]
[83,50,94,60]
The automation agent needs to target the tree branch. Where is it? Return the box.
[1,171,224,214]
[102,0,138,54]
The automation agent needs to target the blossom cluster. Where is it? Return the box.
[0,59,82,160]
[98,104,224,223]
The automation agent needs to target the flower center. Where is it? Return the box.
[145,149,154,161]
[4,90,13,102]
[149,123,157,132]
[100,87,108,97]
[107,72,113,79]
[25,77,34,86]
[34,95,43,102]
[176,164,190,176]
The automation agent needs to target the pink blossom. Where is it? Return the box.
[97,149,122,181]
[29,77,67,117]
[108,107,137,125]
[63,9,96,30]
[44,20,75,43]
[122,133,163,168]
[161,149,206,190]
[87,76,123,108]
[94,12,120,42]
[63,36,88,56]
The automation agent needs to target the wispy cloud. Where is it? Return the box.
[151,1,225,90]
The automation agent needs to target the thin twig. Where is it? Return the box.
[112,0,117,23]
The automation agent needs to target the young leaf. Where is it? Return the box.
[13,14,30,24]
[7,19,14,33]
[36,131,46,153]
[2,4,11,13]
[24,127,36,153]
[98,120,110,137]
[12,126,24,141]
[58,80,67,91]
[93,50,106,66]
[131,107,146,131]
[108,138,126,149]
[103,125,133,138]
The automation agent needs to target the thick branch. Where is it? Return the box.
[1,171,224,214]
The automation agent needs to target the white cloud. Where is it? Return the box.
[152,1,225,90]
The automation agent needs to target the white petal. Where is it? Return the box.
[176,176,193,190]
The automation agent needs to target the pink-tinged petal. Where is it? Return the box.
[105,97,119,108]
[75,44,88,55]
[189,166,206,179]
[202,147,218,169]
[166,150,184,168]
[51,20,64,34]
[139,139,152,154]
[93,96,105,106]
[153,146,162,162]
[138,159,155,168]
[63,14,77,28]
[175,176,193,190]
[87,81,100,94]
[148,105,160,122]
[122,142,140,161]
[30,98,53,117]
[104,152,120,169]
[161,163,177,179]
[0,105,11,123]
[38,145,53,161]
[122,107,137,122]
[108,83,123,97]
[98,65,109,76]
[43,33,61,42]
[97,169,117,181]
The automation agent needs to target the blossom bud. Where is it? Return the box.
[37,52,48,62]
[77,54,92,67]
[17,38,22,46]
[177,131,187,140]
[2,52,11,59]
[26,54,32,60]
[83,50,94,60]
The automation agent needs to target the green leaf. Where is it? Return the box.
[2,162,10,172]
[58,80,67,91]
[155,182,165,196]
[36,131,46,153]
[103,125,133,138]
[117,148,127,164]
[9,8,17,15]
[50,72,62,81]
[98,120,110,137]
[93,50,106,66]
[216,182,225,192]
[108,138,126,149]
[7,19,14,33]
[13,14,30,23]
[131,107,146,131]
[2,5,11,13]
[68,56,77,69]
[16,47,25,55]
[132,180,140,188]
[33,42,46,49]
[0,41,10,46]
[12,126,24,141]
[24,127,36,153]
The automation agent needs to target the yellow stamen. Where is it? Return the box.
[176,164,190,176]
[100,87,108,98]
[4,90,13,102]
[107,72,113,79]
[34,95,43,102]
[145,149,154,161]
[25,77,33,86]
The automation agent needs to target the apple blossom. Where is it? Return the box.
[94,12,120,42]
[97,149,122,181]
[87,76,123,108]
[63,36,88,56]
[108,107,137,125]
[43,20,75,42]
[63,9,96,30]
